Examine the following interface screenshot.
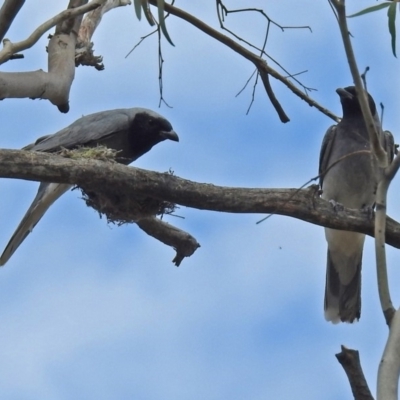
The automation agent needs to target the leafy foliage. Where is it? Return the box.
[133,0,174,46]
[348,1,398,57]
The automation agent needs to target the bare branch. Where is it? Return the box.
[79,0,131,43]
[331,0,398,328]
[385,149,400,182]
[79,176,199,265]
[215,1,315,99]
[1,149,400,247]
[330,4,400,397]
[125,28,158,58]
[0,0,106,111]
[0,0,25,42]
[375,174,396,325]
[330,0,388,166]
[136,217,200,266]
[0,0,104,65]
[378,308,400,400]
[157,25,172,108]
[76,0,131,69]
[336,346,374,400]
[148,0,339,123]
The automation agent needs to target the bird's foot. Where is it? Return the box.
[328,199,344,212]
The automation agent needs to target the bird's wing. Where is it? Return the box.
[0,183,71,265]
[28,109,132,152]
[4,111,131,264]
[1,108,178,266]
[319,125,337,188]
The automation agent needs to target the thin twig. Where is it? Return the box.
[215,1,314,96]
[0,0,104,65]
[157,24,172,108]
[125,29,158,58]
[148,0,339,122]
[256,149,372,224]
[330,0,387,166]
[361,66,370,92]
[235,69,257,97]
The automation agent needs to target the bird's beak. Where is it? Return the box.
[336,88,354,100]
[160,130,179,142]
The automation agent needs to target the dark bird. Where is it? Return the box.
[0,108,179,266]
[319,86,394,323]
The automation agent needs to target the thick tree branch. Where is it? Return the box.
[0,0,103,65]
[0,0,105,112]
[336,346,374,400]
[0,0,25,42]
[148,1,339,123]
[1,149,400,247]
[377,308,400,400]
[76,0,131,69]
[330,0,387,166]
[136,217,200,266]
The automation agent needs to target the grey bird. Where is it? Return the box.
[319,86,394,323]
[0,108,179,266]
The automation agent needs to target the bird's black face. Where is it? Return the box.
[128,111,179,162]
[336,86,377,118]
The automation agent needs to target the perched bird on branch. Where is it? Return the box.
[319,86,394,323]
[0,108,179,266]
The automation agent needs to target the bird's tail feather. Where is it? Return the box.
[324,250,362,323]
[0,183,71,266]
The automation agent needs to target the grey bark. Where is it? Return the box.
[1,149,400,248]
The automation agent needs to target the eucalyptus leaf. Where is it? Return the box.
[157,0,175,46]
[134,0,142,20]
[347,2,391,18]
[388,2,397,57]
[142,0,155,26]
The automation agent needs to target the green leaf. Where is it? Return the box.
[142,0,155,26]
[133,0,174,46]
[157,0,175,46]
[134,0,142,20]
[133,0,155,26]
[388,2,397,57]
[347,2,391,18]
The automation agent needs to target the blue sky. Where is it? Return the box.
[0,1,400,399]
